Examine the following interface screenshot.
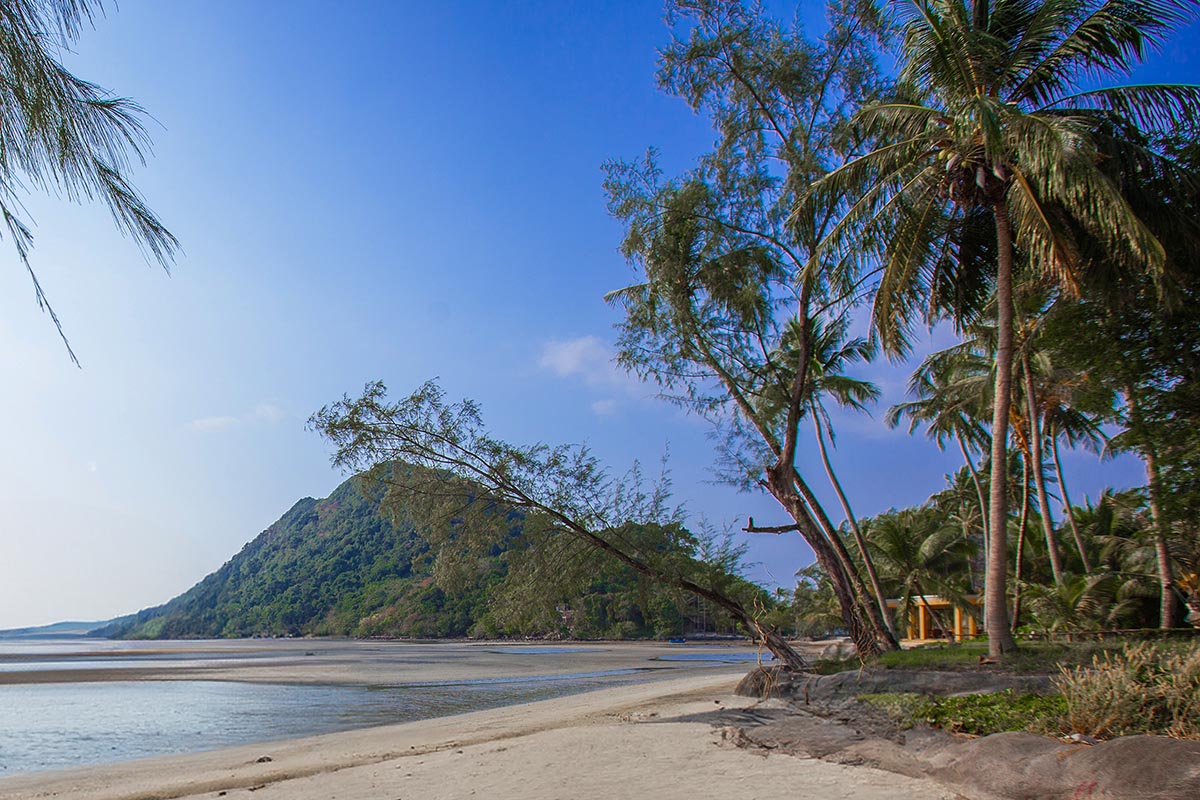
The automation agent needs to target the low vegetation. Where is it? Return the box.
[856,642,1200,741]
[1056,642,1200,740]
[860,690,1066,737]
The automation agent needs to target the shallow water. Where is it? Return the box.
[0,673,653,775]
[0,639,759,775]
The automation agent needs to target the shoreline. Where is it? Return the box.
[0,670,952,800]
[0,638,787,687]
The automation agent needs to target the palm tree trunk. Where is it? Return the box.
[1024,356,1065,586]
[1051,433,1093,574]
[813,414,899,642]
[958,436,989,587]
[1127,386,1176,629]
[792,469,899,651]
[1011,455,1031,633]
[1145,448,1177,629]
[987,199,1018,655]
[915,582,953,640]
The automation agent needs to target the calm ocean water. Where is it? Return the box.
[0,640,766,776]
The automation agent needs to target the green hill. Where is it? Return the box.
[98,474,757,640]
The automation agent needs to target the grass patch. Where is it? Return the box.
[811,637,1196,676]
[859,690,1066,736]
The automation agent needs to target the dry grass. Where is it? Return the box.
[1054,641,1200,739]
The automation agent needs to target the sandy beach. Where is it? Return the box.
[0,669,954,800]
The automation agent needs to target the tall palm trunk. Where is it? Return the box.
[1023,356,1065,586]
[1127,387,1176,629]
[1011,455,1031,633]
[1051,433,1093,574]
[958,437,989,588]
[792,469,899,651]
[987,200,1018,655]
[813,414,899,641]
[1145,448,1177,629]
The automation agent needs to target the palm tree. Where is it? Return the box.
[804,0,1199,656]
[888,345,993,555]
[0,0,178,362]
[866,506,974,639]
[1032,355,1107,573]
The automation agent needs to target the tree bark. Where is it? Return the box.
[1051,433,1093,574]
[987,200,1018,655]
[1011,455,1031,633]
[1145,448,1177,629]
[813,414,900,643]
[958,436,989,590]
[790,469,895,653]
[1024,356,1065,587]
[765,464,881,658]
[1126,387,1176,630]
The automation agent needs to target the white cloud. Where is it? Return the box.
[187,403,285,433]
[591,399,618,416]
[539,336,618,384]
[188,415,240,432]
[248,403,283,424]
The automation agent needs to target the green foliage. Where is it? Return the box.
[1056,641,1200,739]
[859,691,1066,736]
[0,0,179,363]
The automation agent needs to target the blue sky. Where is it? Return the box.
[0,1,1194,629]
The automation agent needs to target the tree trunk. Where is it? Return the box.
[915,583,953,640]
[958,436,989,590]
[1011,455,1031,633]
[765,464,881,659]
[542,494,811,670]
[813,413,899,643]
[987,200,1018,655]
[1145,448,1177,629]
[1127,387,1176,630]
[791,470,896,652]
[1024,356,1065,587]
[1051,433,1093,574]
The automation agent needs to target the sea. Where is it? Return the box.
[0,638,768,776]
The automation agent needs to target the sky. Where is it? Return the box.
[0,1,1195,629]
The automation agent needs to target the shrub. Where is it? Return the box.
[858,691,1066,736]
[1055,641,1200,739]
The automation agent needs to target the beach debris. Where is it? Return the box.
[255,755,273,763]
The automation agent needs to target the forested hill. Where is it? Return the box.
[96,474,754,640]
[95,475,452,639]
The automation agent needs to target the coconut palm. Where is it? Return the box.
[865,506,974,638]
[888,344,993,553]
[0,0,179,363]
[1031,354,1108,573]
[803,0,1199,655]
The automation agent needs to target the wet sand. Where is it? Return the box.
[0,639,778,685]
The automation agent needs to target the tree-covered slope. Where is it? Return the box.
[98,474,761,640]
[98,476,489,638]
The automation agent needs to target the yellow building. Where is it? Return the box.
[885,594,981,642]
